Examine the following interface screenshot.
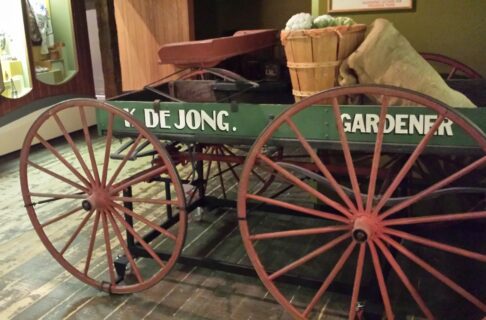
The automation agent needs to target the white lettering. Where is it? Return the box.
[160,110,171,128]
[144,109,158,128]
[409,114,424,135]
[172,109,231,131]
[186,110,201,129]
[174,110,186,129]
[352,114,366,133]
[342,113,352,132]
[438,118,453,136]
[384,114,395,133]
[336,113,454,136]
[123,108,136,127]
[365,114,379,133]
[395,114,408,134]
[201,110,217,130]
[424,115,437,135]
[217,111,230,131]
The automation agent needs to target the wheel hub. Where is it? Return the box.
[82,188,111,212]
[352,215,379,243]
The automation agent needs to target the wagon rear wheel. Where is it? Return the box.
[421,52,483,80]
[238,85,486,319]
[20,99,186,294]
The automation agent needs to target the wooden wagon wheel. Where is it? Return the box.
[20,99,187,294]
[421,52,483,80]
[178,144,283,202]
[238,85,486,319]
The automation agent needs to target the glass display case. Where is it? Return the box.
[27,0,78,85]
[0,62,4,94]
[1,0,33,99]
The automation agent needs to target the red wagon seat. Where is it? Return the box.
[158,29,278,68]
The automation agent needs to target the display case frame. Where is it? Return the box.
[328,0,413,13]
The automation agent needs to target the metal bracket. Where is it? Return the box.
[153,99,161,113]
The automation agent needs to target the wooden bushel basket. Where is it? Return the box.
[281,24,367,101]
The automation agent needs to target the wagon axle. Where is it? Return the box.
[81,200,92,211]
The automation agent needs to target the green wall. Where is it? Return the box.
[314,0,485,77]
[195,0,484,77]
[194,0,310,39]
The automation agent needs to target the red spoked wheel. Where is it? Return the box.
[201,144,283,199]
[421,52,483,80]
[238,85,486,319]
[176,143,283,201]
[20,99,186,293]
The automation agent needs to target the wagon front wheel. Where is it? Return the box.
[20,99,187,293]
[238,85,486,319]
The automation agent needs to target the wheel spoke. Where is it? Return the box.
[28,160,88,192]
[110,164,168,195]
[84,210,101,275]
[348,244,366,320]
[250,167,267,183]
[384,211,486,226]
[373,114,446,215]
[107,134,143,188]
[373,237,434,319]
[331,98,364,212]
[380,156,486,220]
[368,241,394,319]
[286,118,358,215]
[106,210,144,283]
[204,148,214,182]
[60,209,95,255]
[381,234,486,312]
[377,156,404,196]
[215,148,228,198]
[367,97,389,214]
[222,145,237,156]
[109,208,166,268]
[112,196,178,206]
[384,228,486,262]
[102,112,115,186]
[52,113,96,184]
[250,225,350,241]
[79,106,100,184]
[101,211,116,285]
[220,147,240,181]
[111,201,176,241]
[258,154,352,218]
[41,206,83,228]
[34,134,90,187]
[247,194,349,224]
[269,232,351,281]
[303,240,356,317]
[30,192,86,200]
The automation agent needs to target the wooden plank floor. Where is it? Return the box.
[0,133,350,320]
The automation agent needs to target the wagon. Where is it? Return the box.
[19,30,485,319]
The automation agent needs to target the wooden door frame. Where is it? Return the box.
[95,0,194,97]
[94,0,122,98]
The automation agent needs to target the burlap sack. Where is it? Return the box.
[339,18,476,108]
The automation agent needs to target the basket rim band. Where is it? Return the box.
[292,89,328,97]
[287,61,341,69]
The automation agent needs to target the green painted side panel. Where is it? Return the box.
[99,101,486,150]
